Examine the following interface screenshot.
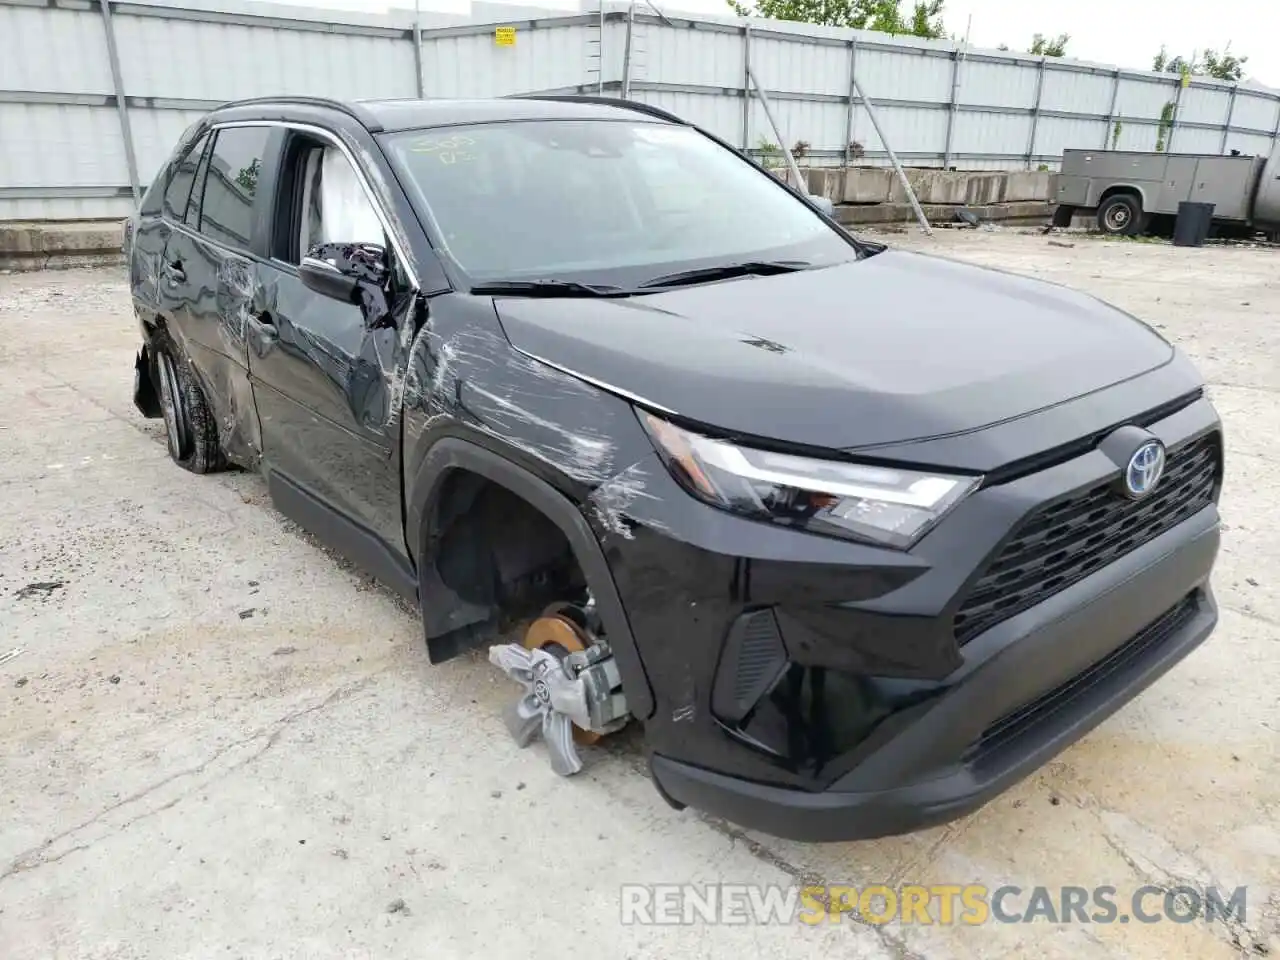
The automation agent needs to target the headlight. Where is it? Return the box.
[640,412,981,549]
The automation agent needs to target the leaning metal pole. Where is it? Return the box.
[621,2,635,99]
[745,66,806,192]
[849,73,932,236]
[99,0,142,207]
[412,0,424,97]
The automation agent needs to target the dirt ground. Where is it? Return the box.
[1,230,1277,960]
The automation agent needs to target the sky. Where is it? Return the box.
[265,0,1280,88]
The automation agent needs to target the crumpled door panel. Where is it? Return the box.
[160,229,261,468]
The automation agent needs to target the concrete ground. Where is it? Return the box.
[1,231,1276,959]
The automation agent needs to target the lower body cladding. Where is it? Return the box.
[599,398,1223,842]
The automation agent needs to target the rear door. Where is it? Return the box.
[247,128,410,558]
[131,129,209,316]
[160,124,275,466]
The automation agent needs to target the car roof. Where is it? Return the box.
[207,95,685,135]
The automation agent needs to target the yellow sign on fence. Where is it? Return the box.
[495,25,516,46]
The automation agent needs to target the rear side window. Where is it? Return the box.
[196,126,272,251]
[161,132,210,221]
[184,138,213,228]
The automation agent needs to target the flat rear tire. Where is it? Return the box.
[153,331,227,475]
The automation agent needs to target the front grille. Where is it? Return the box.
[964,593,1199,763]
[954,432,1220,646]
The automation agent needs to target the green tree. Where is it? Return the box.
[1152,45,1247,82]
[726,0,945,38]
[1202,48,1247,81]
[1029,32,1069,57]
[235,157,260,194]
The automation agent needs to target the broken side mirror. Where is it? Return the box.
[300,241,389,305]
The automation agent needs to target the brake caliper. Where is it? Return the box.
[489,614,629,776]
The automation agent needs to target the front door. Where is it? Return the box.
[247,132,409,559]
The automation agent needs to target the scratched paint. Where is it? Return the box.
[588,462,665,540]
[406,319,631,485]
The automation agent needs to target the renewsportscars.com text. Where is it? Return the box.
[619,883,1248,926]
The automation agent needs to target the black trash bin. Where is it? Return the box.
[1173,201,1215,247]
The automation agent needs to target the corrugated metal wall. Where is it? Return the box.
[4,0,1279,220]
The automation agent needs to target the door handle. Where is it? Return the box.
[164,259,186,283]
[250,310,277,342]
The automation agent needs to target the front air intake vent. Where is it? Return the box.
[711,609,788,724]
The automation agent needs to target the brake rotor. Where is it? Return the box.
[523,604,602,745]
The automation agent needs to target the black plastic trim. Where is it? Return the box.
[980,388,1204,488]
[504,92,688,125]
[711,608,788,724]
[267,470,418,603]
[652,587,1216,842]
[210,96,385,132]
[133,346,162,419]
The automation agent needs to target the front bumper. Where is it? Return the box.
[592,394,1222,841]
[650,524,1218,841]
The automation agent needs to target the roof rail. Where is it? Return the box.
[505,93,686,125]
[211,96,384,132]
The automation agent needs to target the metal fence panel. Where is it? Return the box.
[1232,131,1280,156]
[1116,118,1161,152]
[752,34,850,97]
[421,23,596,97]
[1039,67,1114,114]
[1175,126,1229,154]
[0,102,128,187]
[856,46,951,103]
[643,22,744,89]
[0,5,111,93]
[1178,84,1231,125]
[1234,92,1280,132]
[1115,76,1179,120]
[115,17,412,101]
[854,103,950,154]
[2,0,1278,221]
[961,60,1040,110]
[951,110,1032,159]
[1036,116,1108,158]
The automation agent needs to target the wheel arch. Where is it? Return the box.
[1097,183,1147,210]
[409,436,655,720]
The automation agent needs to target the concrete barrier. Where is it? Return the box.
[836,200,1053,227]
[803,167,1051,206]
[0,221,126,271]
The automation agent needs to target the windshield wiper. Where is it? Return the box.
[470,279,631,298]
[638,260,811,290]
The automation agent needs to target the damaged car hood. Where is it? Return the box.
[493,250,1175,450]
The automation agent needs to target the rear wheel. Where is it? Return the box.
[153,332,226,474]
[1097,194,1143,236]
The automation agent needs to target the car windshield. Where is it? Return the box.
[380,119,858,287]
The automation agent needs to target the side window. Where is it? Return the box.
[197,126,272,251]
[295,144,385,260]
[161,132,210,221]
[183,137,213,228]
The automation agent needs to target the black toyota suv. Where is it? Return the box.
[127,94,1223,842]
